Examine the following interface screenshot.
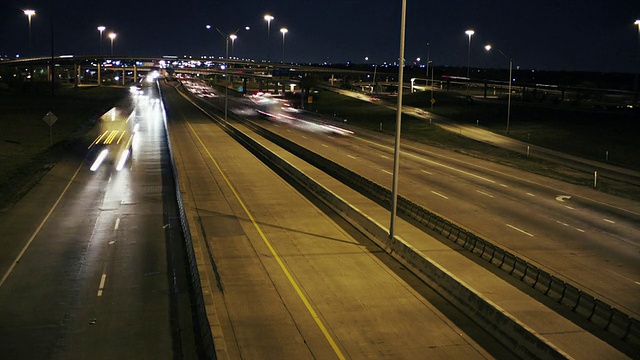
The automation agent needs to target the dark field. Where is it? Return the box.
[0,85,128,212]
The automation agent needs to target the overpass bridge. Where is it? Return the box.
[0,55,379,92]
[2,54,637,105]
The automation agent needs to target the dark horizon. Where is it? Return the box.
[1,1,639,74]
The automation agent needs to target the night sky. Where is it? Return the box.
[1,1,639,73]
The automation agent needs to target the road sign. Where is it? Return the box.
[43,111,58,126]
[430,98,436,105]
[43,111,58,146]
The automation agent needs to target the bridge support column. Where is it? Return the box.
[122,69,126,85]
[133,65,137,83]
[97,63,101,86]
[484,82,487,98]
[242,78,247,95]
[75,64,80,87]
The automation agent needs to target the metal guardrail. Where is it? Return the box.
[235,116,639,353]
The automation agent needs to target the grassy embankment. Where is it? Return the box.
[0,85,128,212]
[309,88,640,200]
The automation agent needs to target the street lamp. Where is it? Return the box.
[264,14,274,63]
[215,28,239,122]
[485,44,512,134]
[634,19,640,100]
[465,29,474,79]
[280,27,288,63]
[426,42,430,86]
[389,0,407,239]
[97,26,105,55]
[108,32,116,56]
[24,9,36,49]
[229,34,237,58]
[429,61,435,109]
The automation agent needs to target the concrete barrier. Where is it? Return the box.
[158,82,217,359]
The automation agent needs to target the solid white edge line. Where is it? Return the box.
[0,162,84,289]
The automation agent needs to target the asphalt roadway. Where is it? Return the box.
[0,82,199,359]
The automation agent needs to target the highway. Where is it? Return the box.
[168,80,630,358]
[0,74,634,358]
[245,103,640,318]
[0,81,199,358]
[162,81,519,358]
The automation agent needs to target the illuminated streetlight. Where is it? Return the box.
[465,29,474,78]
[634,19,640,99]
[229,34,237,58]
[264,14,274,63]
[425,42,430,83]
[108,32,116,56]
[485,44,513,134]
[214,28,239,121]
[24,9,36,49]
[97,26,106,55]
[280,27,288,63]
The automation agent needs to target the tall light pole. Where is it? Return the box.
[108,32,116,56]
[426,42,430,85]
[485,45,512,134]
[280,28,288,63]
[97,26,105,55]
[229,34,237,58]
[429,61,435,109]
[24,9,36,50]
[264,14,274,64]
[389,0,407,240]
[634,19,640,101]
[465,29,474,79]
[216,28,238,122]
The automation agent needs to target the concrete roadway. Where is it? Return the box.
[329,86,640,187]
[162,83,517,359]
[247,113,640,319]
[0,82,198,358]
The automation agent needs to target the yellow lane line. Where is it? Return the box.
[182,105,346,359]
[88,130,110,149]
